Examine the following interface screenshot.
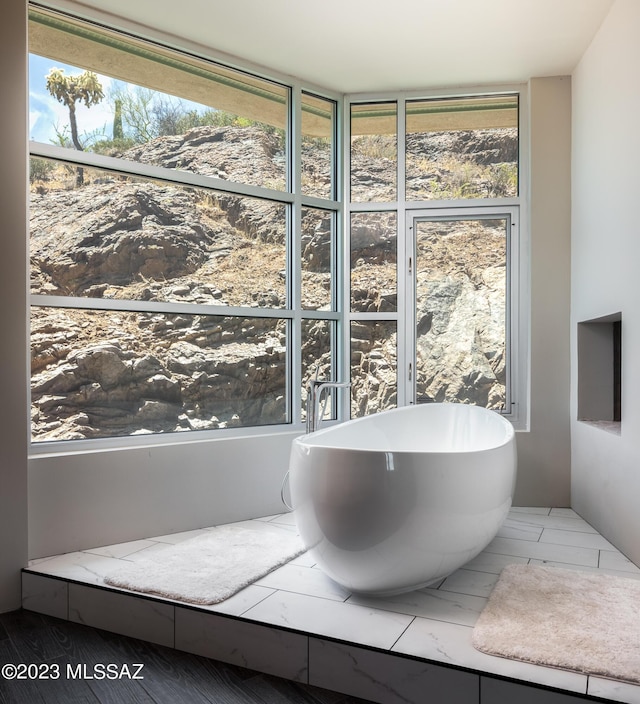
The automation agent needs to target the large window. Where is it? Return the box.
[29,7,339,445]
[29,6,527,447]
[348,94,525,425]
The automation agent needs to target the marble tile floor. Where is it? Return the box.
[22,507,640,704]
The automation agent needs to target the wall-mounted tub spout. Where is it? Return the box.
[305,378,350,434]
[281,376,351,511]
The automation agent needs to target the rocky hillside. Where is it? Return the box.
[30,124,515,441]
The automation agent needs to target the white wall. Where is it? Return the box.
[571,0,640,565]
[514,76,572,507]
[29,430,299,558]
[0,0,28,612]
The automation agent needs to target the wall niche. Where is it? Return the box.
[577,312,621,433]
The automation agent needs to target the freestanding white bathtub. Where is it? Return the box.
[289,403,517,596]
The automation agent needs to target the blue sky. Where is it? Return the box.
[29,53,117,145]
[29,53,213,147]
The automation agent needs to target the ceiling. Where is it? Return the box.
[68,0,614,94]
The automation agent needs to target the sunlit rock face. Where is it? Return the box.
[30,126,513,440]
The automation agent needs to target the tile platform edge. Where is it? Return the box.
[20,568,619,704]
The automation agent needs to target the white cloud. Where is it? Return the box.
[29,76,116,144]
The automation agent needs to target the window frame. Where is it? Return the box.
[406,205,519,415]
[28,5,343,453]
[27,5,529,455]
[345,88,529,430]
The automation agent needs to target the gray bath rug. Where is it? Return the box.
[104,522,305,605]
[472,563,640,684]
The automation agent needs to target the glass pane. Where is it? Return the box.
[350,102,397,202]
[301,319,335,421]
[350,212,397,312]
[302,93,335,199]
[31,308,288,442]
[29,8,288,191]
[30,158,287,308]
[301,207,334,311]
[350,321,397,417]
[415,218,507,408]
[406,95,518,200]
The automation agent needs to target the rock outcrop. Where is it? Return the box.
[30,124,515,440]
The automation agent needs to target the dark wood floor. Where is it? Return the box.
[0,609,374,704]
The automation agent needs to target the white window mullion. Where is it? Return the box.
[396,97,408,408]
[30,295,295,320]
[29,142,296,206]
[290,83,303,427]
[341,95,353,420]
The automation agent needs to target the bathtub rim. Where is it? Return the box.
[294,402,515,455]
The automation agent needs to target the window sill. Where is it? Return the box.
[578,419,621,436]
[28,423,302,459]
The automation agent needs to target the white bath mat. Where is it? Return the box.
[472,563,640,684]
[104,522,306,605]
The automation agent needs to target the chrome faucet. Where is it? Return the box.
[305,377,350,434]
